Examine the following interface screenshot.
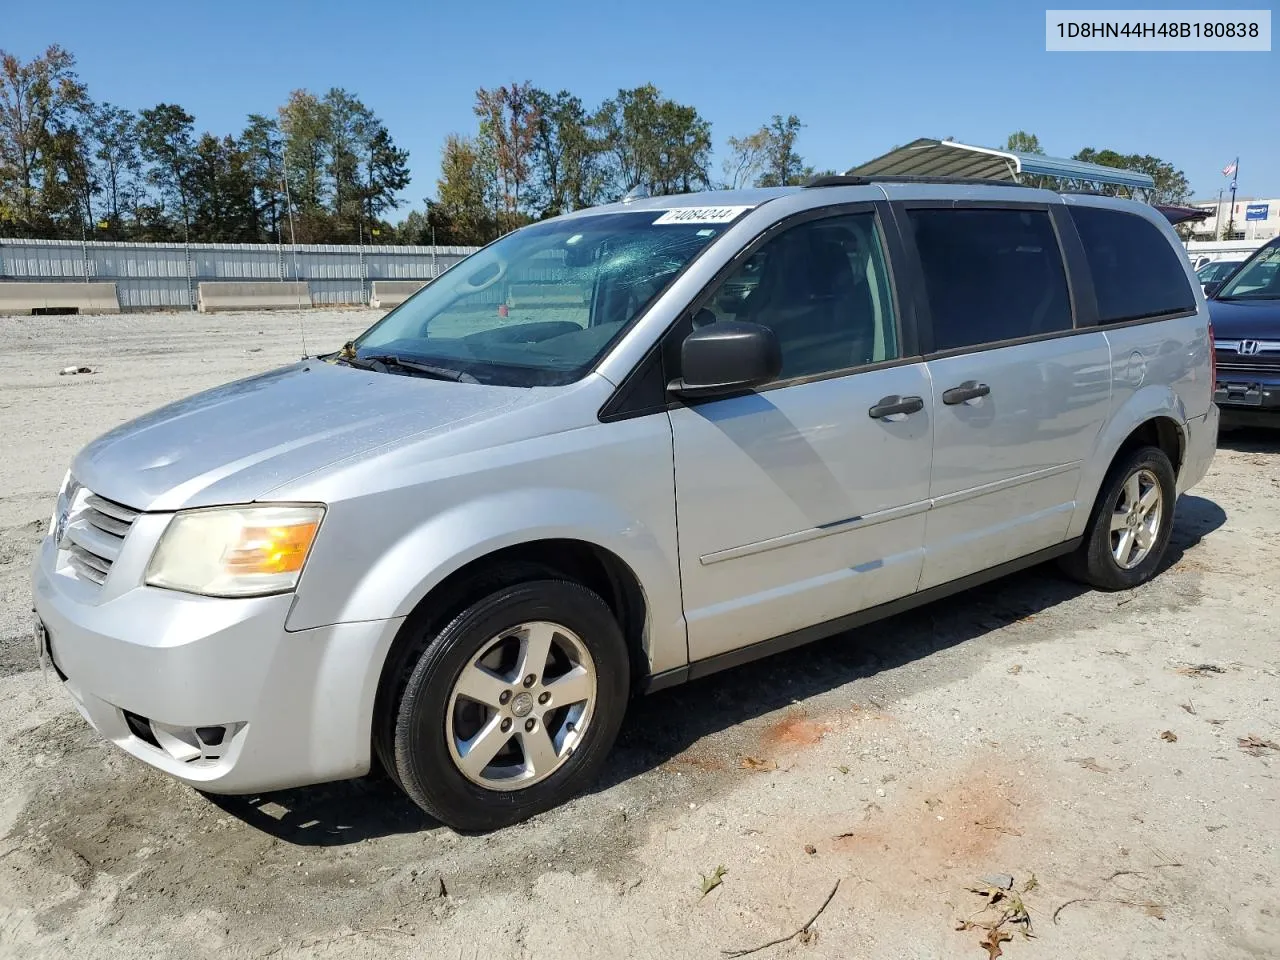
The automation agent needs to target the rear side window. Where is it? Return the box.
[906,208,1073,352]
[1069,206,1196,323]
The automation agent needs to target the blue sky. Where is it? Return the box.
[7,0,1276,209]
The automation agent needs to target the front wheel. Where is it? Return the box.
[1061,445,1177,591]
[382,579,629,831]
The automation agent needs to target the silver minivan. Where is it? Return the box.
[33,179,1219,831]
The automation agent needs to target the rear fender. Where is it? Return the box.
[1068,385,1187,539]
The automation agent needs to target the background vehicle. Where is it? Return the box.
[1207,238,1280,427]
[1196,258,1244,293]
[33,181,1217,831]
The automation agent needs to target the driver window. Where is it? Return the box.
[699,212,899,379]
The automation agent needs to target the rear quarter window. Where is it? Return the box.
[1069,206,1196,324]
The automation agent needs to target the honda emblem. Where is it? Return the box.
[1238,340,1261,356]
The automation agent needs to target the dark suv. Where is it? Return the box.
[1207,238,1280,427]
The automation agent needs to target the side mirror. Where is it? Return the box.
[1202,280,1223,298]
[670,320,782,398]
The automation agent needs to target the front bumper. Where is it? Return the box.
[31,534,403,794]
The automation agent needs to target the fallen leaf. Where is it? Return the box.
[1007,664,1023,675]
[1176,663,1225,677]
[1160,730,1178,743]
[836,765,850,775]
[804,844,817,856]
[741,756,776,771]
[1238,735,1280,755]
[980,927,1012,959]
[699,865,727,897]
[1022,873,1038,893]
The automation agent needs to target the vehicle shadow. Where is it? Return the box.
[203,769,437,845]
[1217,426,1280,453]
[598,493,1227,793]
[207,493,1226,845]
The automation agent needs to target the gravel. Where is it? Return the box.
[0,310,1277,959]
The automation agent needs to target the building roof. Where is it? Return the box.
[848,138,1156,193]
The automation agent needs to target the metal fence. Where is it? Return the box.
[0,238,480,310]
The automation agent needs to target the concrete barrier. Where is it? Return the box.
[370,280,427,309]
[506,282,589,309]
[0,281,120,315]
[197,281,310,313]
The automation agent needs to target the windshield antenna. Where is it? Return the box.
[281,157,308,359]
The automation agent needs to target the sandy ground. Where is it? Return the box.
[1,310,1278,960]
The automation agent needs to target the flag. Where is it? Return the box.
[1222,160,1238,177]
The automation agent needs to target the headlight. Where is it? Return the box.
[49,470,75,538]
[145,504,325,598]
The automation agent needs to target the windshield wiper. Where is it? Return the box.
[341,354,478,383]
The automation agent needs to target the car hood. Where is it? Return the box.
[72,361,532,511]
[1208,297,1280,337]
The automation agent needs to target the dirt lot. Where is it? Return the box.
[1,310,1278,960]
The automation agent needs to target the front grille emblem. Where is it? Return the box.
[1238,340,1261,356]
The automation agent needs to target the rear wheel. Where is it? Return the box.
[380,579,629,831]
[1061,445,1176,591]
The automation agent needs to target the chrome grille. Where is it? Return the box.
[62,489,140,585]
[1215,339,1280,369]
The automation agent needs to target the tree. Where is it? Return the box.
[137,103,196,236]
[723,115,812,189]
[592,84,711,199]
[278,90,331,218]
[241,113,284,242]
[433,134,491,245]
[0,44,90,234]
[1074,148,1191,205]
[722,127,769,189]
[474,82,540,228]
[758,114,810,187]
[89,103,142,236]
[1005,131,1044,154]
[323,87,373,240]
[528,88,600,217]
[46,120,96,235]
[187,133,258,241]
[363,125,410,224]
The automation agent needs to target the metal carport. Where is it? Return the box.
[848,138,1156,200]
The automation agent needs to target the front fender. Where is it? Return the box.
[288,487,688,676]
[1067,384,1188,539]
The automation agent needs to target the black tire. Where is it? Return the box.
[380,579,629,832]
[1060,445,1177,591]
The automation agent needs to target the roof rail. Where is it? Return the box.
[804,175,871,187]
[804,174,1035,189]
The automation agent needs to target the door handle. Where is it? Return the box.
[868,395,925,419]
[942,381,991,405]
